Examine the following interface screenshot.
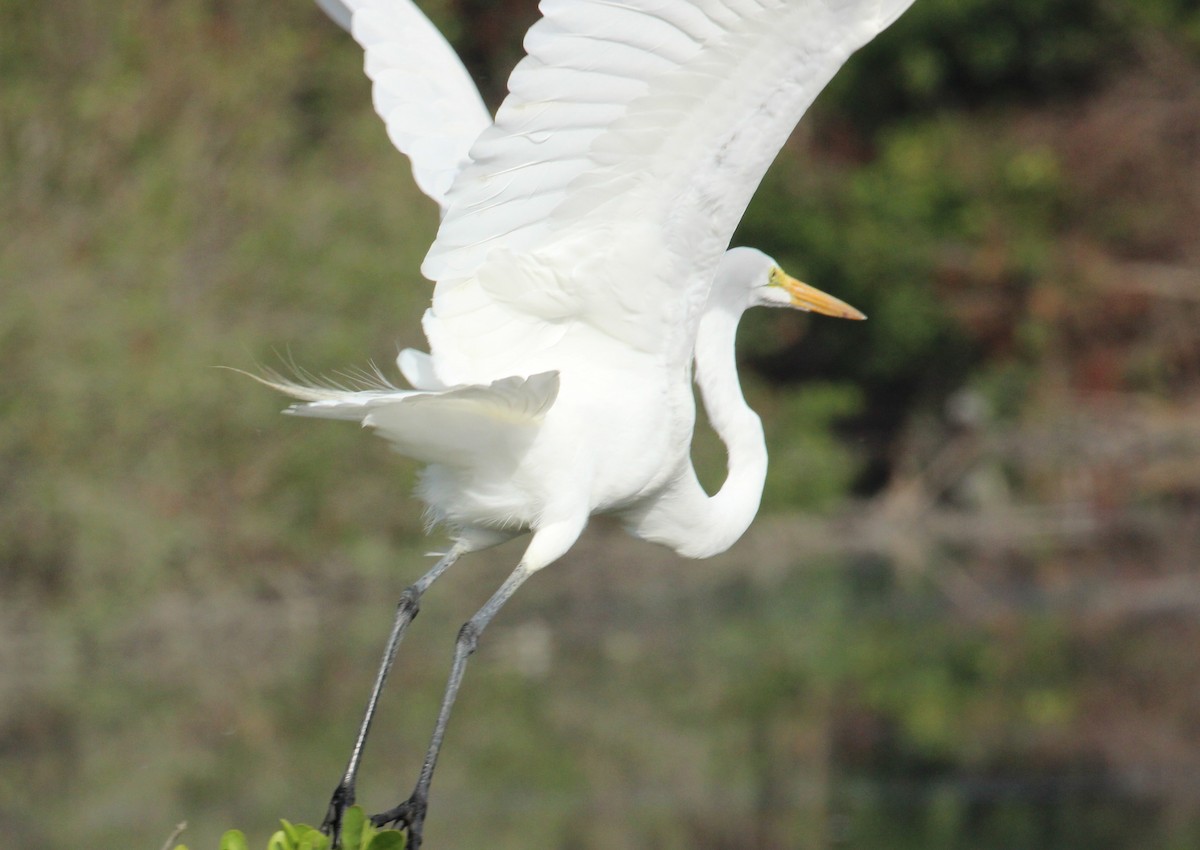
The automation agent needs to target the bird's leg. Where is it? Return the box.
[370,560,539,850]
[321,547,461,846]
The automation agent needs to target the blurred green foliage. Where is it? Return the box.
[703,560,1132,850]
[826,0,1200,126]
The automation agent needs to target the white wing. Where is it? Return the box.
[421,0,914,379]
[316,0,493,208]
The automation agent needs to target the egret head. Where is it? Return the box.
[718,246,865,320]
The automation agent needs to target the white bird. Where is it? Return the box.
[265,0,912,845]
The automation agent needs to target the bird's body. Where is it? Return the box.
[278,247,857,562]
[258,0,912,844]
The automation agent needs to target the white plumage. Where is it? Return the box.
[265,0,910,845]
[316,0,490,206]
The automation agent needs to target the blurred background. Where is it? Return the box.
[3,0,1200,847]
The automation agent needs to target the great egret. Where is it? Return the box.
[264,0,912,845]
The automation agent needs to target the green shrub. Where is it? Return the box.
[174,808,405,850]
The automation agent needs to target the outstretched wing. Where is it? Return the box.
[316,0,492,208]
[421,0,914,379]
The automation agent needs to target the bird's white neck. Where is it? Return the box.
[626,293,767,559]
[686,301,768,556]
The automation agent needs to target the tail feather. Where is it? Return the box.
[246,367,560,466]
[364,371,559,465]
[240,366,416,421]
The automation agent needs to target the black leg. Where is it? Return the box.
[370,561,538,850]
[321,548,461,846]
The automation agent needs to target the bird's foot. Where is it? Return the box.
[371,794,427,850]
[320,782,355,848]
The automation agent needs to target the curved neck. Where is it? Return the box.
[622,289,768,559]
[685,302,768,556]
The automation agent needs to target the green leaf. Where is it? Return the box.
[365,830,406,850]
[292,824,330,850]
[341,806,367,850]
[266,830,289,850]
[280,819,303,847]
[219,830,249,850]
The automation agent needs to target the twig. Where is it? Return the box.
[158,821,187,850]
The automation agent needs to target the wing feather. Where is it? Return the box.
[421,0,914,379]
[317,0,493,209]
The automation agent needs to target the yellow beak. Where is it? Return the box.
[770,267,866,321]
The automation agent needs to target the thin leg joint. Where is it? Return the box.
[399,584,421,616]
[456,620,480,656]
